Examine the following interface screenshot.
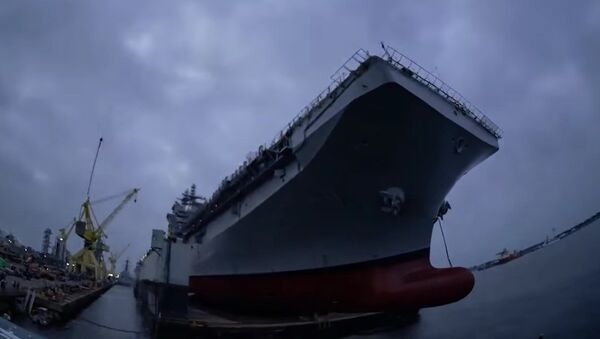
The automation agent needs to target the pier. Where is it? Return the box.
[31,282,113,320]
[0,275,114,326]
[0,240,116,326]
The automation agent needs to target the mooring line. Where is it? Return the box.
[75,317,144,334]
[438,219,453,267]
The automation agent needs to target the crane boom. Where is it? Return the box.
[97,188,139,236]
[87,138,103,199]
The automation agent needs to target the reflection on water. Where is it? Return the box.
[17,219,600,339]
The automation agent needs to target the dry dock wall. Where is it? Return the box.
[136,230,192,286]
[135,231,193,320]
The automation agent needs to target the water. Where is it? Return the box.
[19,219,600,338]
[354,218,600,339]
[21,285,149,339]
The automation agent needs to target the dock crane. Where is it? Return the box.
[108,243,130,276]
[69,188,139,280]
[68,138,140,280]
[94,188,139,278]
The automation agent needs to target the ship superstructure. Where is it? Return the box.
[134,185,203,317]
[167,184,206,238]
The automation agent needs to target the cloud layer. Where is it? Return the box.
[1,1,599,269]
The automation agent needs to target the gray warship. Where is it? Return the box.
[136,44,502,315]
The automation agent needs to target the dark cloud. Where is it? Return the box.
[0,1,598,269]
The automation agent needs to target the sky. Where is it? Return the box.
[0,1,599,271]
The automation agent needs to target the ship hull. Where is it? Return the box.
[188,58,499,313]
[190,248,473,313]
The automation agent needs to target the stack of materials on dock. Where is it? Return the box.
[0,229,114,326]
[0,139,138,327]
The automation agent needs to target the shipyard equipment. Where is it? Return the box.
[41,228,52,254]
[69,188,139,280]
[54,219,76,263]
[68,138,140,280]
[108,243,130,276]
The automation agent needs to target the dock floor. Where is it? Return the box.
[155,306,417,338]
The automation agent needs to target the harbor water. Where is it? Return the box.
[20,285,148,339]
[354,216,600,339]
[19,217,600,339]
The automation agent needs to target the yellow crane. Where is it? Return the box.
[69,188,139,280]
[108,243,130,277]
[68,138,140,280]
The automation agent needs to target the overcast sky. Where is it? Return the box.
[1,1,599,270]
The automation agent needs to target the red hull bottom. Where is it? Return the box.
[189,251,474,313]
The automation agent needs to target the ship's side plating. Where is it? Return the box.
[187,53,500,312]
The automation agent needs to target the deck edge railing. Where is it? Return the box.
[184,45,503,237]
[381,43,503,139]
